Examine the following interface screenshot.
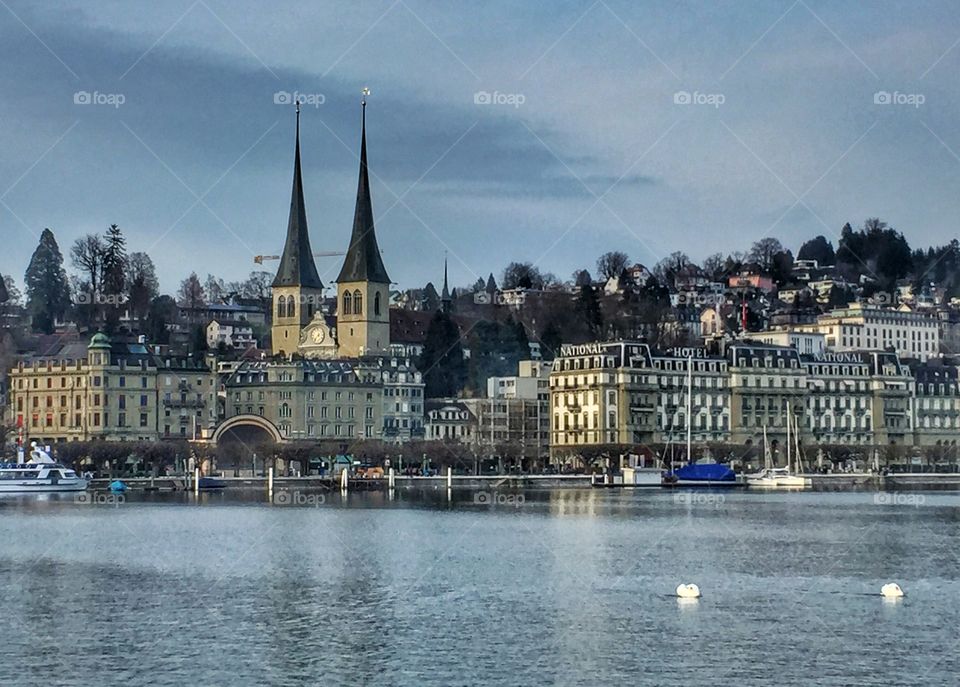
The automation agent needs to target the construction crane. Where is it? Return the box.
[254,251,344,264]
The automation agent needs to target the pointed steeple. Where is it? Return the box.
[336,94,390,285]
[273,102,323,289]
[441,256,451,311]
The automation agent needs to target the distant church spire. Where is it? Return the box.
[336,90,391,284]
[441,255,451,312]
[273,100,323,289]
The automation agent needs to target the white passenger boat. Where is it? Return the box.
[0,444,88,493]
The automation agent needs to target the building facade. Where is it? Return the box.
[8,334,217,445]
[794,304,940,361]
[549,342,658,456]
[425,399,476,443]
[548,339,957,460]
[224,359,383,442]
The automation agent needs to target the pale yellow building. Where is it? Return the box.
[9,334,217,445]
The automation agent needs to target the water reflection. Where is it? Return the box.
[0,490,957,686]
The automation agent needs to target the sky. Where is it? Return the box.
[1,0,960,295]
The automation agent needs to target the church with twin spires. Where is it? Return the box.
[270,96,391,360]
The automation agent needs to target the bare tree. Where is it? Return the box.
[701,253,726,281]
[653,251,691,288]
[204,274,226,303]
[70,234,107,297]
[596,251,629,280]
[239,271,273,301]
[502,262,544,289]
[177,272,206,309]
[747,238,785,272]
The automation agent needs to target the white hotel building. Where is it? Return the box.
[794,303,939,362]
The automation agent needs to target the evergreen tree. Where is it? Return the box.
[796,235,835,265]
[539,320,562,360]
[145,295,177,344]
[24,228,71,334]
[511,317,530,358]
[418,310,467,397]
[102,224,127,297]
[126,252,159,329]
[575,283,603,340]
[101,224,127,332]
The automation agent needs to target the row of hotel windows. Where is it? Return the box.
[553,431,619,444]
[27,412,151,429]
[17,392,208,412]
[233,390,374,402]
[17,374,208,390]
[236,372,371,384]
[654,415,730,430]
[277,423,375,438]
[554,412,617,431]
[234,405,375,419]
[19,394,153,411]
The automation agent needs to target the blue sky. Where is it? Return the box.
[1,0,959,294]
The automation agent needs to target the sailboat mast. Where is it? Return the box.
[786,400,791,472]
[763,425,770,469]
[686,355,692,463]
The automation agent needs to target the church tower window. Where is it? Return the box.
[354,290,363,315]
[343,291,352,315]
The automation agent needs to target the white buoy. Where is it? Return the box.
[881,582,904,598]
[676,583,701,599]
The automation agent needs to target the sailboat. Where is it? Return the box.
[746,403,811,489]
[662,355,738,487]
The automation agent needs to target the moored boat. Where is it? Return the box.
[0,444,88,493]
[198,476,227,490]
[662,462,739,487]
[746,407,811,489]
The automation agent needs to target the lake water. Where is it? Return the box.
[0,488,957,686]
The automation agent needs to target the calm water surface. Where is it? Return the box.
[0,489,957,686]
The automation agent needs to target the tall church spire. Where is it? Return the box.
[273,101,323,289]
[440,255,451,311]
[336,93,390,284]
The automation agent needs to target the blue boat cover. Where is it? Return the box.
[668,463,735,481]
[108,480,127,492]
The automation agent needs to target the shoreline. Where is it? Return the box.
[87,472,960,492]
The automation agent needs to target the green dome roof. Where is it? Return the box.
[88,333,111,349]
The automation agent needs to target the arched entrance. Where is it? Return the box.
[213,415,284,469]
